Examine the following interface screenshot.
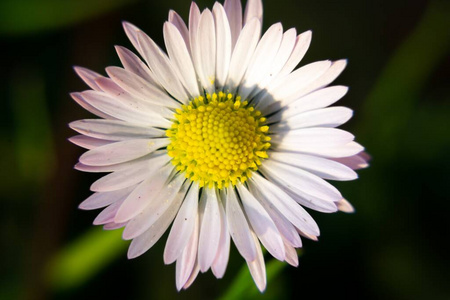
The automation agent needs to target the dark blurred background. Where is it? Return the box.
[1,0,449,299]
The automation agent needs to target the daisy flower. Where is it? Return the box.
[69,0,368,292]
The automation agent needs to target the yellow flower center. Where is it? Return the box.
[166,92,271,189]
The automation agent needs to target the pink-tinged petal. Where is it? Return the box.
[70,92,113,120]
[239,23,283,100]
[127,180,187,259]
[246,230,266,292]
[90,154,170,192]
[283,239,299,267]
[73,66,104,91]
[297,229,319,241]
[115,163,173,223]
[79,185,135,210]
[237,184,285,261]
[272,107,353,130]
[211,198,230,279]
[123,175,186,239]
[137,31,189,103]
[198,188,221,272]
[93,198,125,225]
[69,135,113,150]
[168,10,190,51]
[115,46,162,89]
[79,138,169,166]
[164,183,199,264]
[225,18,261,93]
[266,85,349,124]
[196,9,216,94]
[226,186,257,262]
[247,181,302,248]
[105,66,180,109]
[243,0,263,30]
[103,222,127,230]
[223,0,242,49]
[332,152,370,170]
[69,119,165,141]
[163,22,200,98]
[182,261,200,290]
[269,152,358,181]
[176,212,200,290]
[213,3,232,89]
[336,199,355,213]
[277,30,312,78]
[122,21,144,56]
[251,173,321,236]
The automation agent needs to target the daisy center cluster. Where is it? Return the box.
[166,92,271,189]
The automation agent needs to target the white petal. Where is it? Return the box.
[211,198,230,279]
[127,180,187,259]
[226,186,257,261]
[69,119,165,141]
[256,60,332,112]
[164,183,199,264]
[182,261,200,290]
[122,22,144,55]
[70,92,113,120]
[103,221,127,230]
[73,66,103,91]
[247,181,302,248]
[250,28,297,96]
[271,128,355,148]
[243,0,263,30]
[195,10,216,94]
[79,185,135,210]
[276,30,312,78]
[90,154,171,192]
[137,31,189,103]
[262,160,343,205]
[105,66,179,109]
[78,91,162,126]
[225,18,261,93]
[168,10,190,51]
[246,230,266,292]
[198,188,221,272]
[336,199,355,213]
[93,198,125,225]
[69,135,113,150]
[163,22,200,98]
[251,173,321,236]
[237,184,285,261]
[238,23,283,100]
[115,45,162,89]
[213,3,232,89]
[79,138,169,166]
[267,86,349,123]
[223,0,242,49]
[269,152,358,181]
[176,212,200,290]
[272,107,353,130]
[115,163,173,223]
[123,174,186,239]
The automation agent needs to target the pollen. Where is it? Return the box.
[166,92,270,189]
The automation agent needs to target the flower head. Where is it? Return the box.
[70,0,368,291]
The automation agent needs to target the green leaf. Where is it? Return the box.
[0,0,138,36]
[46,227,128,291]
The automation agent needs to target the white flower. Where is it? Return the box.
[70,0,368,292]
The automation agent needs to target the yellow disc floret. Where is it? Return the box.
[166,92,271,189]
